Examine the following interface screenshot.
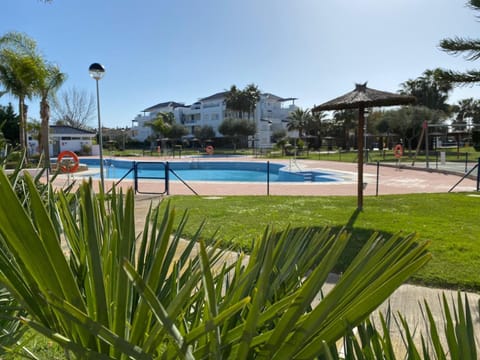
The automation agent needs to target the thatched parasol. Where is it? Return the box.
[312,83,415,210]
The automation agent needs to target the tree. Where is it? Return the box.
[399,69,452,112]
[0,103,19,145]
[243,83,261,119]
[225,83,260,119]
[52,87,95,129]
[193,125,215,141]
[380,106,444,152]
[146,112,174,138]
[436,1,480,85]
[38,64,66,168]
[0,32,44,151]
[219,118,256,149]
[168,123,188,143]
[451,97,480,126]
[286,108,312,138]
[303,111,325,148]
[332,109,357,149]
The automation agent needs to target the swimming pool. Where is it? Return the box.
[77,159,343,183]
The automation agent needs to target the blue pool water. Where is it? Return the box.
[77,159,342,183]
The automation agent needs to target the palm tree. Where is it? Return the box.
[305,110,325,148]
[0,32,44,151]
[225,85,244,119]
[399,69,452,112]
[244,83,260,119]
[286,108,311,138]
[38,64,66,168]
[0,51,41,150]
[436,1,480,85]
[225,84,261,120]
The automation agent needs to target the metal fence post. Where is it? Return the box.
[477,158,480,192]
[166,161,170,195]
[133,161,138,194]
[376,161,379,196]
[267,161,270,196]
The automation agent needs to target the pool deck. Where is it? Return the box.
[55,155,479,196]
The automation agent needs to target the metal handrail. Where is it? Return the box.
[448,158,480,192]
[168,167,199,196]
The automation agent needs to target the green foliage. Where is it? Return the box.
[0,169,432,358]
[286,107,312,138]
[399,69,452,112]
[379,105,445,149]
[0,103,19,145]
[219,118,256,148]
[225,83,260,119]
[436,1,480,85]
[193,125,215,141]
[146,111,175,138]
[0,286,28,357]
[340,292,479,359]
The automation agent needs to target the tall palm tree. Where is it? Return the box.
[0,50,42,150]
[225,85,243,118]
[38,64,66,168]
[225,84,261,120]
[0,32,44,150]
[399,69,452,112]
[244,83,260,119]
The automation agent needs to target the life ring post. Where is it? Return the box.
[57,151,80,173]
[394,144,403,159]
[205,145,214,155]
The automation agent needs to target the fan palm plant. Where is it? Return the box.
[0,169,431,359]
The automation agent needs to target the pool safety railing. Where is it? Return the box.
[106,161,199,196]
[134,162,169,195]
[448,157,480,193]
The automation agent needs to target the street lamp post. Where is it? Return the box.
[89,63,106,190]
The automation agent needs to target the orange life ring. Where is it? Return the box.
[205,145,214,155]
[394,144,403,159]
[57,150,80,173]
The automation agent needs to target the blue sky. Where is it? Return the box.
[1,0,480,128]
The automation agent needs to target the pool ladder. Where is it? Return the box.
[301,171,314,182]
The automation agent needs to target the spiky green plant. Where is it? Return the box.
[337,292,479,359]
[0,168,431,359]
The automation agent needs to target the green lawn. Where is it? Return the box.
[160,193,480,291]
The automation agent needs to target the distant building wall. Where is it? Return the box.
[131,91,298,147]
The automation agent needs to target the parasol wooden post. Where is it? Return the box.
[357,106,365,210]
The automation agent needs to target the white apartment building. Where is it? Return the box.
[130,91,298,148]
